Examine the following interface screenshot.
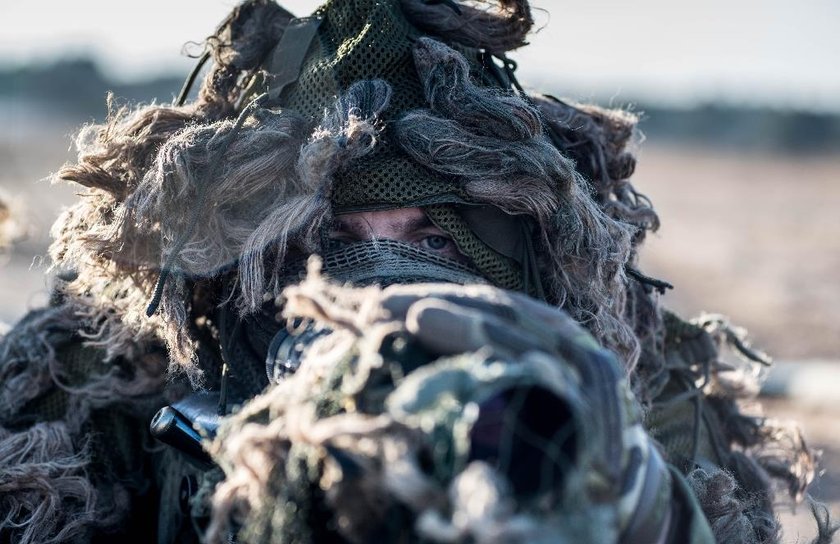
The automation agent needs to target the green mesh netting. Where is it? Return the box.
[265,0,523,291]
[279,0,463,212]
[424,205,522,291]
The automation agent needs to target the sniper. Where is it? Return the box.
[0,1,826,543]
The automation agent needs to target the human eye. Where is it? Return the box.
[325,237,349,251]
[325,228,356,251]
[420,234,452,252]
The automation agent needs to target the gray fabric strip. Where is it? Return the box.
[267,16,322,101]
[283,240,488,288]
[458,205,526,263]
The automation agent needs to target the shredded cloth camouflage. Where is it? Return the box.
[0,0,829,542]
[205,265,680,544]
[0,192,22,251]
[0,304,174,544]
[47,0,643,386]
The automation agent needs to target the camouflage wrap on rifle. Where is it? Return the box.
[204,267,715,544]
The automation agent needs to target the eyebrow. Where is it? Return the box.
[332,213,435,236]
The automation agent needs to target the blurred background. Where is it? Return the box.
[1,1,838,540]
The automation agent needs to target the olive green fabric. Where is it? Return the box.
[256,0,522,288]
[646,376,725,472]
[425,205,523,291]
[275,0,463,213]
[646,311,728,472]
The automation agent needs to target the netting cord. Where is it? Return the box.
[625,265,674,294]
[175,51,211,107]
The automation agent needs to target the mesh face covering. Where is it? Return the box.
[222,241,491,403]
[260,0,527,291]
[282,238,489,288]
[265,239,489,385]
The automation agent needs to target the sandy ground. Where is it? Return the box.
[637,145,840,361]
[1,117,838,541]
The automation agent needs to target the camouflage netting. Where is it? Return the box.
[205,266,655,544]
[0,303,175,543]
[0,0,828,542]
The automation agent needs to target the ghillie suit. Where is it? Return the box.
[0,192,22,253]
[0,0,825,543]
[0,196,11,249]
[205,267,707,543]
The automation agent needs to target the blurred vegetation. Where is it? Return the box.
[2,57,839,154]
[640,103,840,154]
[0,57,182,118]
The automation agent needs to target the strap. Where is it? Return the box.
[266,16,322,102]
[619,446,674,544]
[175,51,211,106]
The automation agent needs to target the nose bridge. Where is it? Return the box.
[365,214,397,240]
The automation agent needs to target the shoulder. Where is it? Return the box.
[0,303,172,543]
[644,309,815,543]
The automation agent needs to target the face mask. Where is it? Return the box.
[282,238,489,288]
[267,238,489,384]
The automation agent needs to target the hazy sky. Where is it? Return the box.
[2,0,839,111]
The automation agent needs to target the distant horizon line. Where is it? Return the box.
[3,53,839,116]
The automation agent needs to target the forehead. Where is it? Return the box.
[333,207,435,234]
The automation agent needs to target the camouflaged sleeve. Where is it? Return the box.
[646,310,816,544]
[0,304,170,544]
